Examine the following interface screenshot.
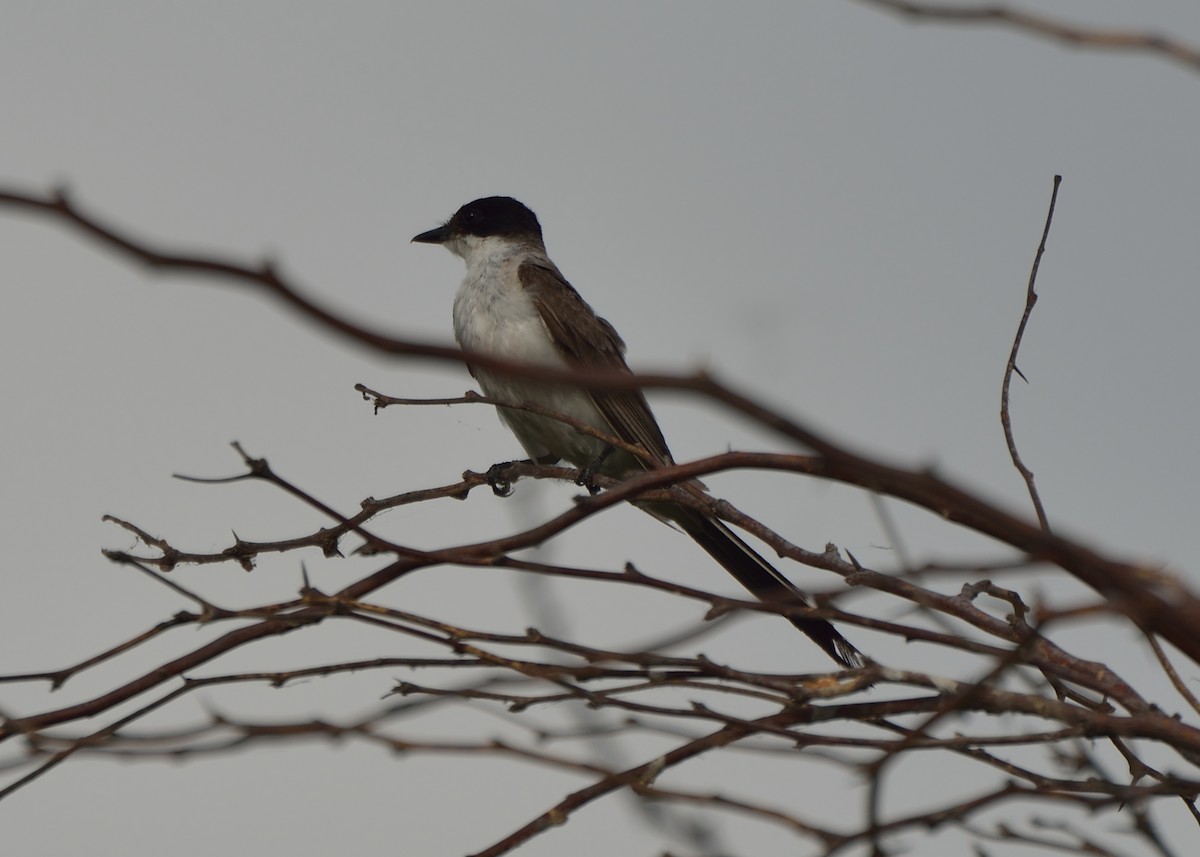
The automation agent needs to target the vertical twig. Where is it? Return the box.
[1001,175,1061,531]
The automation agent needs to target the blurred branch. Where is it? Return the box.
[856,0,1200,75]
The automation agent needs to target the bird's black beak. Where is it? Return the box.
[411,225,451,244]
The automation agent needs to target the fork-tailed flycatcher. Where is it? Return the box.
[413,196,863,668]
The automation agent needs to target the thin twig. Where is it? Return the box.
[1001,175,1060,531]
[1147,633,1200,719]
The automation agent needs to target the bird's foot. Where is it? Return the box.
[486,455,561,497]
[485,460,526,497]
[574,445,615,496]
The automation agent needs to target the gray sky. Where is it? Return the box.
[2,3,1198,855]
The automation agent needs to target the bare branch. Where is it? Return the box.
[1001,175,1060,531]
[856,1,1200,75]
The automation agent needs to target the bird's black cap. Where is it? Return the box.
[412,196,542,244]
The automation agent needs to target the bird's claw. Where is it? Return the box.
[574,445,614,496]
[486,461,520,497]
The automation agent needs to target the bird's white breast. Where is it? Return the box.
[452,239,563,367]
[450,237,611,464]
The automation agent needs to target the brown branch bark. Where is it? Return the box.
[856,0,1200,75]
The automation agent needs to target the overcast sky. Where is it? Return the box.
[2,3,1198,855]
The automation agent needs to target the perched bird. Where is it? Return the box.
[413,196,862,667]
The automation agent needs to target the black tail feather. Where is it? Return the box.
[664,505,864,668]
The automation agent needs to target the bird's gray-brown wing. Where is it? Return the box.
[519,260,672,468]
[518,261,864,668]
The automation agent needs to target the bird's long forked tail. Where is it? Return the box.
[664,504,865,668]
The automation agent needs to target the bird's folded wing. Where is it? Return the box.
[520,260,674,467]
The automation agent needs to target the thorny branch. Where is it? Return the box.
[0,176,1197,857]
[1001,174,1059,531]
